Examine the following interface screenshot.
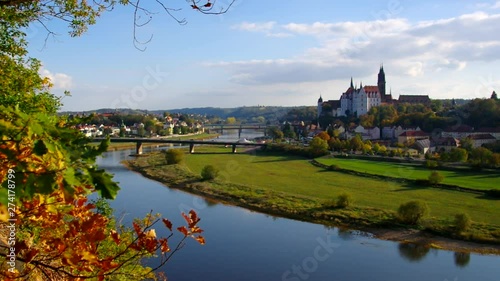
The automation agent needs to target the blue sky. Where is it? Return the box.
[27,0,500,111]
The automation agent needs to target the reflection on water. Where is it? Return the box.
[96,138,500,281]
[454,252,471,268]
[398,242,432,263]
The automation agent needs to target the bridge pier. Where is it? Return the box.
[189,143,195,154]
[136,141,143,155]
[232,144,237,153]
[238,127,242,138]
[220,125,224,135]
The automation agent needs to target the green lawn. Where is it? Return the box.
[181,148,500,226]
[315,157,499,191]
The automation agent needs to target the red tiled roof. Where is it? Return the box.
[363,86,379,93]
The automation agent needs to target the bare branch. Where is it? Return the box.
[155,0,187,25]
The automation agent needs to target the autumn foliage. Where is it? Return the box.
[0,1,215,279]
[1,185,204,280]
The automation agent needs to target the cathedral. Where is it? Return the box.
[317,66,393,118]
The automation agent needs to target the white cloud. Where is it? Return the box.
[40,67,73,89]
[216,12,500,89]
[231,21,276,32]
[492,1,500,9]
[432,59,467,72]
[283,19,410,38]
[231,21,292,37]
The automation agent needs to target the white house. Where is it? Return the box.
[468,134,497,148]
[354,125,380,140]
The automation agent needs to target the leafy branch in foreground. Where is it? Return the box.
[0,187,204,280]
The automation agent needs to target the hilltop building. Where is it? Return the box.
[317,66,430,117]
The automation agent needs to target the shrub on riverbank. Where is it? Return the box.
[201,165,219,181]
[455,213,472,233]
[397,201,429,225]
[165,149,184,164]
[336,193,352,208]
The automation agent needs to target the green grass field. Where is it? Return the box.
[176,148,500,227]
[315,157,499,191]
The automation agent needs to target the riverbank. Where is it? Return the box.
[125,148,500,255]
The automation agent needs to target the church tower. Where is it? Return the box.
[317,95,323,118]
[377,64,386,97]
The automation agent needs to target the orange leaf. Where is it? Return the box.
[191,226,203,234]
[193,235,205,245]
[177,226,189,236]
[162,218,173,231]
[159,239,170,253]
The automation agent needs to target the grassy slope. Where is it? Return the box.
[180,148,500,227]
[316,157,499,191]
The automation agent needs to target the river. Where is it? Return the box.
[95,130,499,281]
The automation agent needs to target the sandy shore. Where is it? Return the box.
[366,228,500,255]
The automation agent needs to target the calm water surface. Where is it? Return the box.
[96,131,499,281]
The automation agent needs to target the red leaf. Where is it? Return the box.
[191,4,198,9]
[162,218,173,231]
[177,226,189,236]
[159,238,170,253]
[24,249,39,263]
[133,222,142,235]
[110,230,120,244]
[189,210,199,223]
[182,210,201,228]
[204,2,212,8]
[75,197,87,207]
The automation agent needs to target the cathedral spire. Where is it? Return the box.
[360,81,363,89]
[378,65,386,97]
[350,77,354,88]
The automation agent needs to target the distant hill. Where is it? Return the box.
[60,106,307,122]
[154,106,295,120]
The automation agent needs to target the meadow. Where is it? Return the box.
[315,157,499,191]
[127,147,500,249]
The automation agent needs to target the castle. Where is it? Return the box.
[317,66,430,118]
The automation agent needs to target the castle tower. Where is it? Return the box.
[377,64,386,97]
[317,95,323,118]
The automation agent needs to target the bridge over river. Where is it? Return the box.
[204,124,269,138]
[92,137,266,155]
